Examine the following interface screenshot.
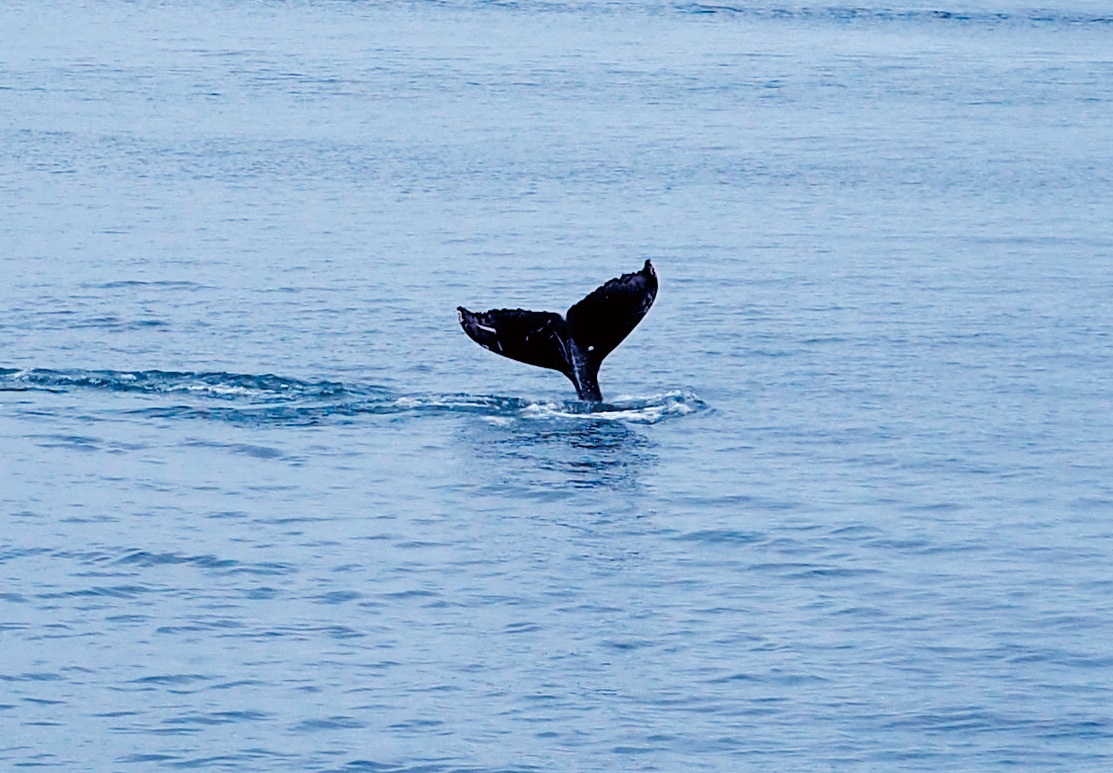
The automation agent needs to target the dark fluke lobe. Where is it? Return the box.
[457,260,658,402]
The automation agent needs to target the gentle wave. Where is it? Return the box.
[0,368,706,426]
[677,3,1113,26]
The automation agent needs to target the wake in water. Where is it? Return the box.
[0,368,706,426]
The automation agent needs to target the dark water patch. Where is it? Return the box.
[320,625,365,639]
[786,565,882,579]
[87,280,211,291]
[113,550,239,570]
[104,614,150,624]
[503,620,542,634]
[674,528,763,545]
[163,709,273,726]
[0,546,52,563]
[676,3,1113,27]
[95,709,142,718]
[183,439,289,460]
[154,621,244,635]
[35,584,154,600]
[222,623,364,642]
[167,753,283,768]
[38,547,290,578]
[222,561,298,576]
[0,672,65,682]
[382,589,440,600]
[211,680,266,691]
[387,717,447,731]
[117,753,180,764]
[126,674,213,688]
[74,315,170,331]
[603,638,654,652]
[21,697,67,707]
[313,590,363,605]
[330,762,398,773]
[294,715,368,732]
[28,433,102,451]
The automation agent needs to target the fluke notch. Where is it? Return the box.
[457,260,657,401]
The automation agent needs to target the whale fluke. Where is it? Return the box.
[457,260,657,402]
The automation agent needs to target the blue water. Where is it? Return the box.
[3,1,1113,769]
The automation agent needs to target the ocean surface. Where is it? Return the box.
[3,1,1113,770]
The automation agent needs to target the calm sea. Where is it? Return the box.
[3,1,1112,770]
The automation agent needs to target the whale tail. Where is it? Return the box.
[457,260,658,402]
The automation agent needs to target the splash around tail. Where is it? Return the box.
[457,260,658,401]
